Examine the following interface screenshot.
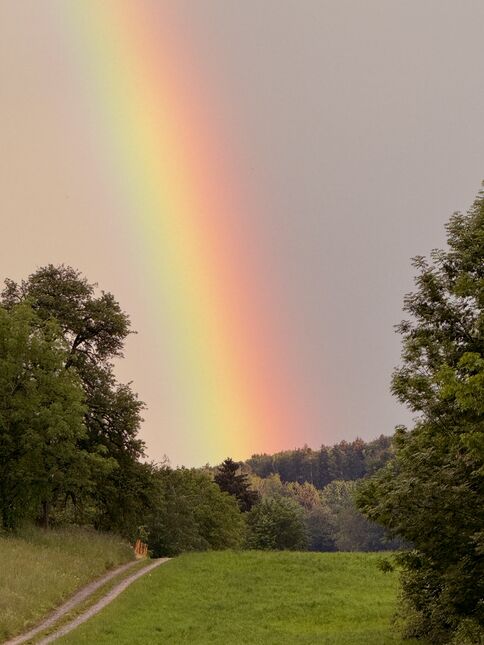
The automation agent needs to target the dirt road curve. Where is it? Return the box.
[6,558,169,645]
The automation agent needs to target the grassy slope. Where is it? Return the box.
[0,526,133,641]
[60,551,420,645]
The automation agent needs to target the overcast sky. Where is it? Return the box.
[1,1,484,465]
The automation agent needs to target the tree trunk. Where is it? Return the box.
[40,501,50,528]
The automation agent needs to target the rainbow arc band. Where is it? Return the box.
[59,1,310,460]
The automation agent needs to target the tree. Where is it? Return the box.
[284,482,336,552]
[319,480,394,552]
[362,434,394,476]
[0,304,97,528]
[249,473,286,499]
[305,505,336,552]
[1,266,146,533]
[2,265,131,366]
[246,497,308,550]
[285,481,321,510]
[146,468,245,557]
[248,471,389,552]
[214,458,260,512]
[357,191,484,643]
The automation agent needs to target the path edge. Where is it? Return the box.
[5,559,142,645]
[37,558,169,644]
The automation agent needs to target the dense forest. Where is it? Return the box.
[246,435,393,487]
[0,189,482,643]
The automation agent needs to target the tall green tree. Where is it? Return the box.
[0,304,98,528]
[357,191,484,643]
[214,458,260,512]
[2,266,146,533]
[146,468,245,557]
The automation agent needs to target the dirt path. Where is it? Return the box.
[36,559,169,644]
[5,558,169,645]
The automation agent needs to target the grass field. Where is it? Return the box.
[0,526,133,641]
[60,551,420,645]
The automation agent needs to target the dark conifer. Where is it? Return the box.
[214,458,260,512]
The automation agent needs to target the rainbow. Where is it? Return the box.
[57,1,311,463]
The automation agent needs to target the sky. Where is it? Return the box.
[1,1,484,466]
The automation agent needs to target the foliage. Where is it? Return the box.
[304,504,336,552]
[59,551,418,645]
[146,468,245,557]
[286,480,322,509]
[249,472,286,499]
[2,265,131,364]
[0,525,133,641]
[0,304,100,529]
[320,481,397,552]
[357,191,484,642]
[2,265,146,532]
[214,457,260,511]
[246,496,307,550]
[92,459,161,541]
[249,473,394,552]
[247,435,393,488]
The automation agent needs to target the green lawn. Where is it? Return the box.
[0,526,133,641]
[60,551,419,645]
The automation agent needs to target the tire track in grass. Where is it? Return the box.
[5,560,140,645]
[4,559,168,645]
[36,558,169,644]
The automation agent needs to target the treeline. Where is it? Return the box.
[248,474,399,552]
[0,264,397,559]
[241,438,399,552]
[0,264,392,556]
[247,436,393,489]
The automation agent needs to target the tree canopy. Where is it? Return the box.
[357,191,484,643]
[1,266,145,533]
[246,496,307,551]
[247,436,393,488]
[0,304,95,528]
[147,468,246,557]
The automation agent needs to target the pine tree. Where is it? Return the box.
[214,458,260,512]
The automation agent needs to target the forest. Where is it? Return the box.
[0,191,483,643]
[247,435,393,486]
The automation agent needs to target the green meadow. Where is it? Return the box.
[59,551,420,645]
